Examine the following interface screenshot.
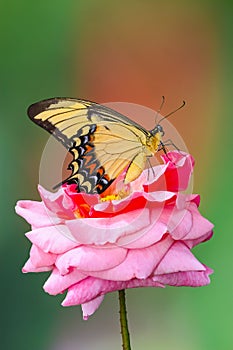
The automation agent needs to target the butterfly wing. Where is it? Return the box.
[28,98,151,194]
[68,123,146,193]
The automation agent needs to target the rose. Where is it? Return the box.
[16,151,213,320]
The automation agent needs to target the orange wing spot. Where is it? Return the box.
[97,167,105,177]
[88,162,97,174]
[89,134,95,142]
[85,144,92,153]
[96,183,103,192]
[103,174,111,181]
[83,155,93,166]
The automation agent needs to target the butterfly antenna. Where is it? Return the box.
[155,96,165,124]
[158,100,186,124]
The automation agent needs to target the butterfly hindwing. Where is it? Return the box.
[66,123,144,193]
[66,123,110,193]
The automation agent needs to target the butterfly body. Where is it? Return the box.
[28,98,164,194]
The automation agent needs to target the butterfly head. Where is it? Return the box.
[150,99,186,138]
[151,124,165,137]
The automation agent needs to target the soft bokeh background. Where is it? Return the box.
[1,1,232,349]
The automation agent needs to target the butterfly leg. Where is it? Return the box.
[161,139,181,152]
[146,157,155,181]
[158,141,168,154]
[158,140,177,164]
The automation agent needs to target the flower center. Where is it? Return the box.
[73,203,91,218]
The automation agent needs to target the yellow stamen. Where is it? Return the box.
[73,209,83,218]
[100,194,120,202]
[73,203,90,218]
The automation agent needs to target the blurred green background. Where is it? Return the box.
[1,1,232,349]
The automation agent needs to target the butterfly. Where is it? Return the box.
[28,97,184,194]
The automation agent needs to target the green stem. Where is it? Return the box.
[118,289,131,350]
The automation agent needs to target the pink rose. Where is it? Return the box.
[15,151,213,320]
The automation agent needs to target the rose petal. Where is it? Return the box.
[30,244,57,267]
[143,152,194,192]
[38,185,76,219]
[66,208,151,244]
[93,190,175,218]
[63,184,99,210]
[25,226,79,254]
[43,267,87,295]
[185,230,213,248]
[88,236,174,281]
[15,200,57,229]
[162,151,194,191]
[154,241,205,274]
[56,246,127,274]
[117,221,167,248]
[183,204,214,240]
[62,276,163,306]
[169,204,214,243]
[153,266,213,286]
[81,295,105,320]
[22,258,52,273]
[168,208,193,239]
